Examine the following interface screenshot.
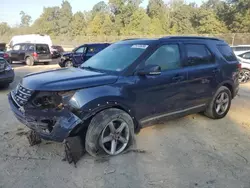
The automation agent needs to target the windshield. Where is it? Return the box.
[81,44,148,72]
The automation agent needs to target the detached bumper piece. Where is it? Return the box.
[8,93,82,142]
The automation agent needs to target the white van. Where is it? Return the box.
[8,34,53,51]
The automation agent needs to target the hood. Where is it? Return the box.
[62,52,73,57]
[21,68,118,91]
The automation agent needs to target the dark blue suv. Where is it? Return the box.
[59,43,110,67]
[8,36,240,158]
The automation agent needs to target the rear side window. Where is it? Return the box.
[217,45,237,61]
[185,44,214,66]
[36,44,49,53]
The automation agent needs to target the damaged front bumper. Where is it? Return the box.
[8,93,82,142]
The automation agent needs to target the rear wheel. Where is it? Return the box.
[25,57,34,66]
[204,86,232,119]
[239,68,250,83]
[85,108,135,157]
[64,60,73,67]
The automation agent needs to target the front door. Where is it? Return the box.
[183,43,221,107]
[132,43,189,122]
[10,44,21,61]
[72,46,86,66]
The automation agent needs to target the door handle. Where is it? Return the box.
[172,76,184,82]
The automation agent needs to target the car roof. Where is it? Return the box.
[15,43,49,45]
[117,36,225,45]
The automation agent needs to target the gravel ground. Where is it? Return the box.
[1,63,250,188]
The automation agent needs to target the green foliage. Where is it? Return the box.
[1,0,250,42]
[19,11,32,27]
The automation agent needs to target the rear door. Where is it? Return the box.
[184,43,220,107]
[35,44,51,61]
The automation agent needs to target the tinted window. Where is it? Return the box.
[217,45,237,61]
[20,44,27,51]
[13,44,21,51]
[240,52,250,59]
[27,44,35,51]
[75,46,86,53]
[185,44,213,66]
[36,44,49,53]
[145,44,181,71]
[82,44,147,72]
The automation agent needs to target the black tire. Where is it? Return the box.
[25,57,34,66]
[64,60,73,67]
[63,136,85,166]
[204,86,232,119]
[44,62,50,65]
[26,130,42,146]
[0,83,9,89]
[85,108,135,157]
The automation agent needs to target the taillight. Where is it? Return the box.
[3,53,9,58]
[238,63,242,70]
[32,52,38,57]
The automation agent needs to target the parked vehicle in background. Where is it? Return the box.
[9,36,240,159]
[0,57,14,88]
[7,34,52,51]
[59,43,110,67]
[51,45,64,59]
[236,51,250,83]
[0,43,6,51]
[231,45,250,55]
[7,43,52,66]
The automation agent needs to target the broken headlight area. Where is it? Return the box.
[31,91,77,110]
[22,91,81,139]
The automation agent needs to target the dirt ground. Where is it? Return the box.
[1,63,250,188]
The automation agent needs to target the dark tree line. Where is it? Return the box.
[0,0,250,40]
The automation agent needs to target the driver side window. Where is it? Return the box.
[145,44,181,71]
[75,46,86,53]
[13,44,21,51]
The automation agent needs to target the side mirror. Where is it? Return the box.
[136,64,161,76]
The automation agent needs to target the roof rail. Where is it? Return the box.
[161,36,221,41]
[122,38,141,41]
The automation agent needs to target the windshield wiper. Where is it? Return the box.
[81,66,104,72]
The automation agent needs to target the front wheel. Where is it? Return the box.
[204,86,232,119]
[85,108,135,157]
[64,60,73,67]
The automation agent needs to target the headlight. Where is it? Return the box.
[58,91,76,104]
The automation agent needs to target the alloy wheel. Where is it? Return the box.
[239,69,250,83]
[65,61,73,67]
[215,92,230,115]
[100,119,130,155]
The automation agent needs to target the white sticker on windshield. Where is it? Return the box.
[131,45,148,49]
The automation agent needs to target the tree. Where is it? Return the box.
[92,1,109,15]
[0,22,11,35]
[20,11,32,27]
[58,0,73,35]
[70,12,87,36]
[122,8,151,35]
[147,0,165,19]
[32,6,60,35]
[192,8,228,34]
